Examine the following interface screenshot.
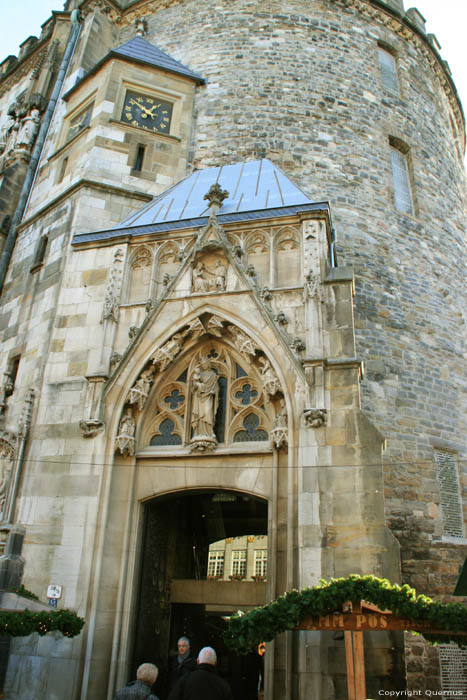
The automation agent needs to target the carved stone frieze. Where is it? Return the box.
[303,408,327,428]
[116,408,136,456]
[102,249,124,323]
[192,258,227,293]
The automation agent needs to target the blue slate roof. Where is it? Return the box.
[119,159,312,226]
[73,159,327,244]
[63,36,204,100]
[111,36,205,84]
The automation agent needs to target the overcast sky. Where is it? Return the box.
[1,1,466,118]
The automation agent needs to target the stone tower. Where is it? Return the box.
[0,1,465,699]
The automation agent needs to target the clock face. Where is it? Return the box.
[121,90,173,134]
[67,103,93,141]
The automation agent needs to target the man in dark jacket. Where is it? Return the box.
[113,663,160,699]
[168,636,197,690]
[167,647,233,700]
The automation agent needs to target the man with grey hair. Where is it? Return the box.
[168,636,197,689]
[167,646,233,700]
[113,662,160,699]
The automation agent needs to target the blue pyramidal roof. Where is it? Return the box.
[73,159,327,244]
[64,36,204,100]
[111,36,205,84]
[118,159,313,228]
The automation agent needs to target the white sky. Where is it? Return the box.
[0,0,466,117]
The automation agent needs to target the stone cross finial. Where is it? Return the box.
[204,183,229,215]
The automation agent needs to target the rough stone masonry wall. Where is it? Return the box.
[115,0,467,596]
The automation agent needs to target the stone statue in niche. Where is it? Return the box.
[271,400,288,449]
[193,262,209,292]
[258,356,281,396]
[116,408,136,456]
[16,109,40,150]
[127,365,156,410]
[190,357,219,452]
[0,438,15,518]
[151,331,187,371]
[192,258,227,293]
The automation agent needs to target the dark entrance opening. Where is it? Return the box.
[132,490,268,699]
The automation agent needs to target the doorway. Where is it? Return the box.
[132,490,268,698]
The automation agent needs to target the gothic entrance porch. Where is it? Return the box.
[132,490,268,698]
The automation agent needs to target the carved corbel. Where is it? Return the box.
[79,419,105,438]
[274,312,289,327]
[303,408,327,428]
[291,337,306,353]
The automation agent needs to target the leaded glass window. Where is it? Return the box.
[378,46,400,96]
[390,146,413,215]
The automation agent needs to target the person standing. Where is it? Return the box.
[168,636,197,690]
[113,663,160,699]
[168,647,233,700]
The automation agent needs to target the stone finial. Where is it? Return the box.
[135,17,147,36]
[204,183,229,214]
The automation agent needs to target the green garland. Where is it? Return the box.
[0,608,85,638]
[224,575,467,653]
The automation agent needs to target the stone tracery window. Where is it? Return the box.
[145,340,274,449]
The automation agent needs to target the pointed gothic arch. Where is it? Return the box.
[114,311,288,457]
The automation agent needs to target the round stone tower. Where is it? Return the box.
[115,0,466,598]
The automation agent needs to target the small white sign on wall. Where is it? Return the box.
[47,584,62,599]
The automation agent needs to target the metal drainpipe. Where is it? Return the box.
[0,13,82,296]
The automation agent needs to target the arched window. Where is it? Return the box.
[275,227,301,287]
[127,246,153,303]
[246,230,270,287]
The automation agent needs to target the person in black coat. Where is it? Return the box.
[168,636,197,691]
[167,647,233,700]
